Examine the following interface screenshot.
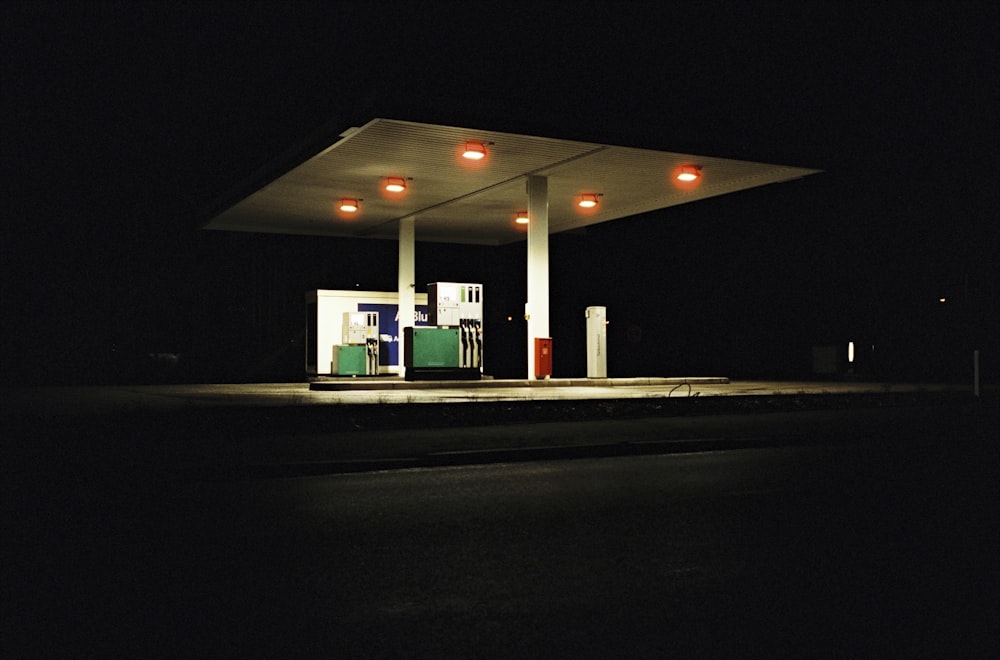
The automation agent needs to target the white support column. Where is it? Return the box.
[526,175,550,378]
[398,216,415,378]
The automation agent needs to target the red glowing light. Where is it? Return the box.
[671,164,703,189]
[676,165,701,182]
[462,141,487,160]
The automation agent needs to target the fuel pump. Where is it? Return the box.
[407,282,483,379]
[428,282,483,371]
[332,311,379,375]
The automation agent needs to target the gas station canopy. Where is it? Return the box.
[203,117,821,378]
[203,118,821,245]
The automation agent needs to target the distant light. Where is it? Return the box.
[677,165,701,182]
[578,193,600,208]
[462,141,487,160]
[385,177,407,193]
[339,198,359,213]
[938,297,947,303]
[514,210,529,225]
[847,341,855,363]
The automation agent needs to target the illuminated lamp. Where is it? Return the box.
[462,141,487,160]
[578,193,600,208]
[339,198,359,213]
[677,165,701,182]
[385,177,407,192]
[514,210,529,225]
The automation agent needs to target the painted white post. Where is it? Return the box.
[973,349,980,398]
[526,175,550,378]
[398,216,415,378]
[586,306,608,378]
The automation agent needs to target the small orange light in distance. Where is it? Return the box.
[385,177,406,192]
[578,194,600,208]
[514,210,529,224]
[339,198,359,212]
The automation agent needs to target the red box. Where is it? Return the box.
[534,337,553,379]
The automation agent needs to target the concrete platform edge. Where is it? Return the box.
[308,376,732,391]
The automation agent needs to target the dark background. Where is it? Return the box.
[3,2,996,384]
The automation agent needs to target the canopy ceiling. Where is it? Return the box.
[203,118,821,245]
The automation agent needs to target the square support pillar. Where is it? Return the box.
[398,216,415,378]
[526,175,549,378]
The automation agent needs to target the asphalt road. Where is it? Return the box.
[4,401,997,658]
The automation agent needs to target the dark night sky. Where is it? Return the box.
[2,2,997,383]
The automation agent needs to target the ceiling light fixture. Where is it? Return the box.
[514,210,529,225]
[462,141,487,160]
[384,177,407,193]
[677,165,701,182]
[578,193,601,208]
[338,198,359,213]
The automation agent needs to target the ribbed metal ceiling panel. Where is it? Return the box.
[204,118,820,245]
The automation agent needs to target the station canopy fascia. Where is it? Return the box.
[202,117,821,245]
